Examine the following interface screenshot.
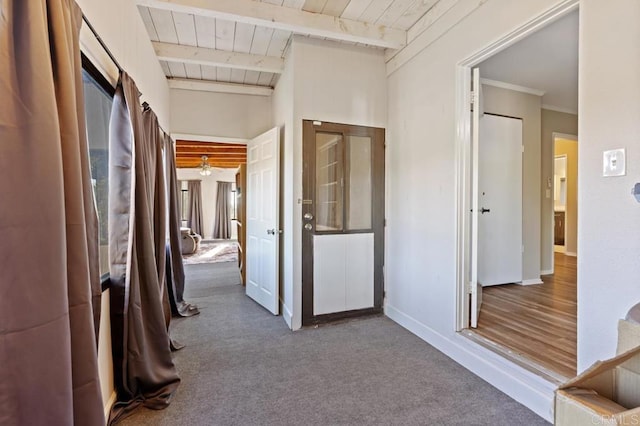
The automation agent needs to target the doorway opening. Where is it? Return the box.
[553,134,578,259]
[455,2,579,381]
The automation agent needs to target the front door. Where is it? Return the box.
[302,120,385,325]
[246,127,280,315]
[478,114,523,287]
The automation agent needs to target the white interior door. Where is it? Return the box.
[478,114,523,287]
[246,127,280,315]
[470,67,482,328]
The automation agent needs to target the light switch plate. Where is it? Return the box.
[603,148,626,177]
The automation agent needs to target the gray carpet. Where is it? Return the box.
[120,262,548,425]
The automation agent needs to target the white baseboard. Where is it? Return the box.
[519,278,544,286]
[565,252,577,257]
[282,303,293,329]
[104,391,116,421]
[384,304,555,422]
[540,269,553,276]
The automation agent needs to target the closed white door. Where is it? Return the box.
[478,114,523,287]
[246,127,280,315]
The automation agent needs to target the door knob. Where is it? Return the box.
[480,207,490,214]
[304,213,313,221]
[304,223,313,231]
[267,229,283,235]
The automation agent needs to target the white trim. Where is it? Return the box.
[153,42,284,74]
[519,278,544,286]
[541,269,553,275]
[387,0,485,75]
[406,0,460,45]
[168,78,274,96]
[542,104,578,115]
[282,303,293,329]
[385,305,556,422]
[480,78,546,97]
[137,0,406,49]
[104,391,116,421]
[454,62,472,331]
[565,251,577,257]
[170,133,249,144]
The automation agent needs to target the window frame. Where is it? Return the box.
[81,53,115,292]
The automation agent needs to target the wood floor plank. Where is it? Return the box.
[475,253,577,378]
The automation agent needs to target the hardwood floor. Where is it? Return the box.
[475,252,577,379]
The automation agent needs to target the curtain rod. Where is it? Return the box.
[142,102,170,137]
[81,13,123,73]
[82,15,173,139]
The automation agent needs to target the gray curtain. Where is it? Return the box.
[108,72,180,423]
[165,135,199,317]
[188,180,203,236]
[0,0,104,424]
[214,181,233,239]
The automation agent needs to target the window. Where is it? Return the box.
[82,56,114,277]
[230,184,237,221]
[314,132,373,232]
[179,181,189,227]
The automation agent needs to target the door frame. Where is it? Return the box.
[301,120,385,326]
[454,0,579,331]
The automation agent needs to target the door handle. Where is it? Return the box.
[304,213,313,221]
[267,229,283,235]
[480,207,490,214]
[304,223,313,231]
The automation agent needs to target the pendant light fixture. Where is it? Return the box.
[199,155,212,176]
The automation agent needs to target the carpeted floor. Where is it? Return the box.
[119,262,548,426]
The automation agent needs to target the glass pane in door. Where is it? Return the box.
[315,133,343,231]
[347,135,372,230]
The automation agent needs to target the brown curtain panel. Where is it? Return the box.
[0,0,104,424]
[165,135,199,317]
[187,180,203,236]
[108,72,180,423]
[213,181,233,239]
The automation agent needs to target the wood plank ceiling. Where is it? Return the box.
[137,0,439,91]
[176,140,247,169]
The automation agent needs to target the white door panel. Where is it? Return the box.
[313,233,374,315]
[246,127,280,315]
[478,115,523,287]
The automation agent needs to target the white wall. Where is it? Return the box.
[171,89,272,140]
[281,36,387,330]
[177,168,238,240]
[77,0,170,129]
[75,0,171,416]
[482,84,542,282]
[578,0,640,371]
[385,0,591,420]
